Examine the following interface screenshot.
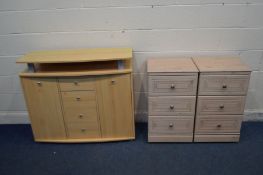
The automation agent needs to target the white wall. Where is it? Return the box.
[0,0,263,123]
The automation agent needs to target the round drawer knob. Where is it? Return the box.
[81,128,86,132]
[219,104,224,109]
[74,81,79,85]
[170,105,174,109]
[111,80,115,84]
[79,114,83,118]
[76,97,81,101]
[170,84,175,89]
[36,82,42,86]
[169,123,174,128]
[217,124,222,128]
[222,84,227,89]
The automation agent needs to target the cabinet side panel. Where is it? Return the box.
[21,77,66,140]
[96,74,135,138]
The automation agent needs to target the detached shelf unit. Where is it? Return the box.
[17,48,135,143]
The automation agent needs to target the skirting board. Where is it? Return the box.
[0,111,263,124]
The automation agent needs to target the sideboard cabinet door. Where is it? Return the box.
[21,78,66,140]
[96,74,135,138]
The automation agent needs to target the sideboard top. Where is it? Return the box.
[16,48,132,64]
[193,57,251,72]
[147,58,198,73]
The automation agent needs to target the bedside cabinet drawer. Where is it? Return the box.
[199,74,250,95]
[59,77,95,91]
[195,116,242,134]
[148,75,197,96]
[66,122,101,139]
[149,116,194,134]
[149,96,196,116]
[197,96,245,115]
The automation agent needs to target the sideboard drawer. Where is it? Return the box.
[148,75,197,95]
[195,116,242,133]
[197,96,245,115]
[63,108,98,123]
[59,77,95,91]
[149,96,196,116]
[149,116,194,134]
[199,74,250,95]
[66,122,101,139]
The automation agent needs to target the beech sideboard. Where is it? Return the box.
[17,48,135,143]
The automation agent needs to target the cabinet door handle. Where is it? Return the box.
[170,105,174,109]
[222,84,227,89]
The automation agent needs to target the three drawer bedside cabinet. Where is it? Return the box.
[192,57,251,142]
[147,58,199,142]
[17,48,135,143]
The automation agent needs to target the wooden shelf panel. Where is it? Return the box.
[17,48,132,64]
[19,69,132,77]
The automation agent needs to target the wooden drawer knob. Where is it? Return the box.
[74,81,79,85]
[219,104,224,109]
[79,114,83,118]
[169,123,174,128]
[36,82,42,86]
[222,84,227,89]
[111,80,115,84]
[170,105,174,109]
[81,128,86,132]
[76,97,81,101]
[170,84,175,89]
[217,124,222,128]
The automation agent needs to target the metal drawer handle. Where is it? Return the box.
[217,124,222,128]
[76,97,81,101]
[81,128,86,132]
[169,123,174,128]
[170,105,174,109]
[222,84,227,89]
[170,84,175,89]
[219,104,224,109]
[36,82,42,86]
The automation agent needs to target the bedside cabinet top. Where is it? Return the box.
[147,58,198,73]
[193,57,251,72]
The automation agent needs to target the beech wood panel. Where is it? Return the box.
[149,96,196,116]
[197,96,245,115]
[148,75,197,96]
[21,77,66,140]
[198,74,250,95]
[96,74,135,138]
[59,77,95,91]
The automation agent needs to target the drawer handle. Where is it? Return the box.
[217,124,222,128]
[219,104,224,109]
[222,84,227,89]
[81,128,86,132]
[74,81,79,85]
[36,82,42,86]
[79,114,83,118]
[170,105,174,109]
[76,97,81,101]
[111,80,115,84]
[170,84,175,89]
[169,123,174,128]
